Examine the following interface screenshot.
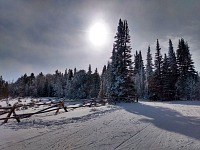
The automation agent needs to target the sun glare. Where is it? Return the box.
[88,22,108,47]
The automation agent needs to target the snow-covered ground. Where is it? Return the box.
[0,98,200,150]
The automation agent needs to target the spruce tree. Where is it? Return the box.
[71,70,88,99]
[176,38,197,99]
[87,64,92,98]
[134,50,139,75]
[133,50,145,98]
[90,68,100,98]
[161,54,171,100]
[146,46,154,79]
[0,76,8,99]
[145,46,154,98]
[151,39,163,100]
[167,39,178,99]
[105,62,112,100]
[154,39,162,77]
[110,19,135,102]
[98,65,107,99]
[53,70,63,98]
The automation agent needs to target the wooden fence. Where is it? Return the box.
[0,99,107,123]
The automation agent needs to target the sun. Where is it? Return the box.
[88,22,108,46]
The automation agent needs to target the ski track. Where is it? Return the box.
[1,101,200,150]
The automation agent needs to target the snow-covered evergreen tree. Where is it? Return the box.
[52,70,63,98]
[110,19,135,102]
[65,69,74,99]
[98,65,107,99]
[134,50,145,98]
[90,68,100,98]
[86,64,92,98]
[176,38,198,100]
[105,62,112,99]
[72,70,88,99]
[145,46,154,79]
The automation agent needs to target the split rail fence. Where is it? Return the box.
[0,99,107,123]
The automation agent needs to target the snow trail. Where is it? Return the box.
[1,100,200,150]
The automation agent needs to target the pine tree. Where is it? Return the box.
[167,39,178,99]
[68,69,73,80]
[110,19,135,102]
[28,73,36,97]
[134,50,139,75]
[154,39,162,77]
[133,50,145,98]
[87,64,92,98]
[110,20,120,101]
[122,20,135,102]
[98,65,107,99]
[105,62,112,99]
[36,72,45,97]
[161,54,171,100]
[176,38,197,99]
[146,46,154,80]
[53,70,63,98]
[74,68,77,75]
[145,46,154,98]
[0,76,8,99]
[72,70,88,99]
[90,68,100,98]
[151,39,163,100]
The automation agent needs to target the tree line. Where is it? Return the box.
[0,19,200,101]
[5,66,100,99]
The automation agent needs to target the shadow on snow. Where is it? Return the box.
[118,101,200,140]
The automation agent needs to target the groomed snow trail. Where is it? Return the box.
[1,101,200,150]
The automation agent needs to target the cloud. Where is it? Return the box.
[0,0,200,81]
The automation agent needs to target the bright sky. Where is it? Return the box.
[0,0,200,81]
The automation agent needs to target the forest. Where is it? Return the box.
[0,19,199,101]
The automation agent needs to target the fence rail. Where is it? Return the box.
[0,98,107,123]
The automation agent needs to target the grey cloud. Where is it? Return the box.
[1,0,200,81]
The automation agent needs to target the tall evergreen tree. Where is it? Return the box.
[176,38,197,99]
[151,39,163,100]
[161,54,171,100]
[90,68,100,98]
[70,70,88,99]
[167,39,178,99]
[110,19,135,102]
[134,50,139,75]
[133,50,145,98]
[87,64,92,98]
[145,46,154,98]
[105,62,112,99]
[98,65,107,99]
[154,39,162,76]
[145,46,154,80]
[53,70,63,98]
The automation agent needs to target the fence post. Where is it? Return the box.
[61,101,68,112]
[4,104,16,123]
[13,109,20,123]
[55,103,60,115]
